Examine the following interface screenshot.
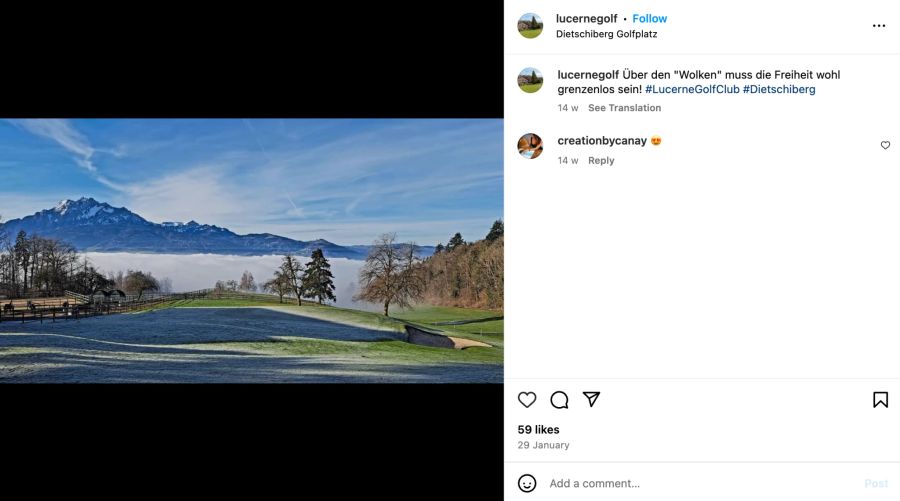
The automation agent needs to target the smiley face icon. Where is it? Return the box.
[651,135,662,146]
[518,474,537,493]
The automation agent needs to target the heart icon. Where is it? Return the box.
[882,141,891,150]
[518,391,537,408]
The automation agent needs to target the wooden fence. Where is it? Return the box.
[0,295,173,324]
[0,288,307,325]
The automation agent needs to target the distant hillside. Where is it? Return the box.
[1,198,433,259]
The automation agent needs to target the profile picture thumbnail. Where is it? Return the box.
[518,13,543,39]
[518,133,543,159]
[518,68,543,93]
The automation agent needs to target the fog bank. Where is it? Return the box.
[84,252,370,309]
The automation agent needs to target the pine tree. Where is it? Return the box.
[14,231,29,293]
[486,220,504,242]
[301,249,336,305]
[531,16,538,29]
[531,70,537,84]
[434,243,445,253]
[446,232,465,252]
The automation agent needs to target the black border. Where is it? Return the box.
[1,4,503,119]
[6,384,503,496]
[2,4,504,497]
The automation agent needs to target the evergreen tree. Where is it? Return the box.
[14,231,29,293]
[531,70,537,84]
[447,232,465,252]
[531,16,538,29]
[301,248,336,305]
[486,220,504,242]
[434,243,445,253]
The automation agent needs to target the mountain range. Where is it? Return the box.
[0,198,434,259]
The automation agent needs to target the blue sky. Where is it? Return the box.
[0,119,503,245]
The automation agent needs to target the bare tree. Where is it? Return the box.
[72,258,114,295]
[0,231,174,300]
[280,255,304,306]
[124,270,160,300]
[263,269,291,303]
[108,270,126,290]
[225,280,238,292]
[238,270,257,292]
[158,277,174,294]
[0,217,18,298]
[354,233,425,316]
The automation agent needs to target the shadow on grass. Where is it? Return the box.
[0,348,503,383]
[0,307,404,345]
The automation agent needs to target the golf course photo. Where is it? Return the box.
[518,13,543,38]
[518,67,543,93]
[0,293,502,383]
[0,119,503,383]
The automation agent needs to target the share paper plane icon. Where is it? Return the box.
[583,392,600,408]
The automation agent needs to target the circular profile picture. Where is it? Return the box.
[518,13,543,39]
[518,133,543,159]
[518,68,543,93]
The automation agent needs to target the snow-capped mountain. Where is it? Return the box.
[0,198,372,258]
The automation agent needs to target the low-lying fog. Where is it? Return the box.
[84,252,373,310]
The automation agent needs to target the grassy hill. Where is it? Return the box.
[170,298,504,365]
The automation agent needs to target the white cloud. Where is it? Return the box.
[6,119,127,191]
[8,119,96,171]
[116,165,248,226]
[3,119,503,245]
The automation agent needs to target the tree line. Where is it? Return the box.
[351,220,503,316]
[420,220,503,310]
[214,248,338,306]
[0,225,169,299]
[207,220,503,316]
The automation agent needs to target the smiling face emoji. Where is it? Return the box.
[651,135,662,146]
[518,474,536,493]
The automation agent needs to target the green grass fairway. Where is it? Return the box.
[0,305,501,382]
[390,306,500,323]
[391,306,504,346]
[519,83,542,93]
[519,29,542,38]
[183,299,505,364]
